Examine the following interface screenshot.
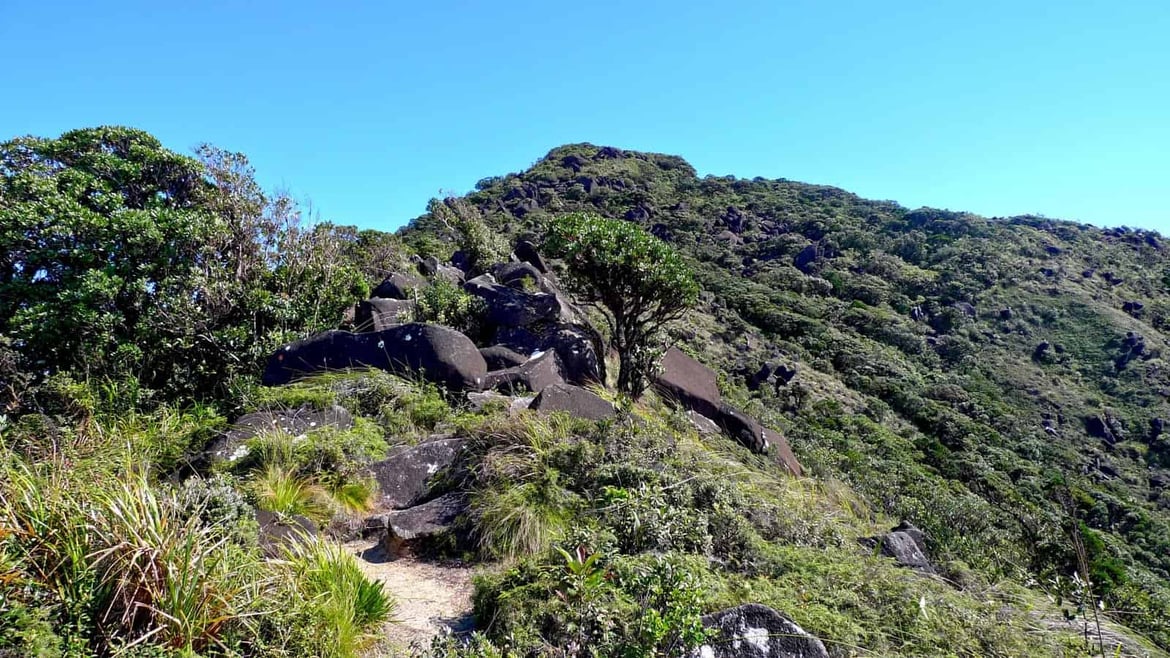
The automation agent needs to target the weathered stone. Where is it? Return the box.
[793,244,820,273]
[354,297,415,332]
[372,272,425,300]
[762,428,803,477]
[262,324,487,391]
[365,438,467,510]
[256,509,316,557]
[494,324,603,386]
[692,603,829,658]
[653,347,722,419]
[715,403,768,454]
[531,383,616,421]
[869,523,935,574]
[494,261,543,290]
[465,274,560,328]
[205,405,352,465]
[513,240,548,273]
[748,361,798,393]
[480,345,529,370]
[1086,414,1121,444]
[482,350,566,395]
[687,411,722,437]
[466,391,534,414]
[370,493,467,558]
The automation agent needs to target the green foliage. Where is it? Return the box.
[411,277,489,338]
[544,212,699,397]
[427,196,509,276]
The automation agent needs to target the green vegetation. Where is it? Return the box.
[544,212,699,397]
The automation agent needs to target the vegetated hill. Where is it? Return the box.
[403,143,1170,648]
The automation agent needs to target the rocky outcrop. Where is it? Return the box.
[479,345,528,370]
[372,272,425,300]
[763,428,803,477]
[482,350,565,395]
[715,404,769,454]
[368,492,467,558]
[465,274,560,328]
[262,324,487,391]
[494,324,603,386]
[354,297,415,332]
[205,405,352,465]
[512,239,548,273]
[692,603,829,658]
[653,347,721,419]
[365,438,468,510]
[530,383,616,421]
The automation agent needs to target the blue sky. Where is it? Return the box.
[2,1,1168,232]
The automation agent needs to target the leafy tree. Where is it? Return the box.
[544,212,699,397]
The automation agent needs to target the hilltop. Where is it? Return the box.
[2,128,1169,657]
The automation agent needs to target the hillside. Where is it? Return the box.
[2,129,1169,657]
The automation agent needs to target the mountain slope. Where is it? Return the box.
[404,143,1170,648]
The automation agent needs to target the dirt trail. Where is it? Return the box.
[344,539,477,655]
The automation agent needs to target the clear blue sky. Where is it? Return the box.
[3,1,1168,232]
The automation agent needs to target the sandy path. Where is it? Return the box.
[343,539,477,655]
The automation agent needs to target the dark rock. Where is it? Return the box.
[256,509,316,557]
[687,411,722,437]
[1123,300,1145,316]
[365,438,467,510]
[450,250,471,272]
[748,361,798,393]
[693,603,829,658]
[716,230,742,245]
[354,298,415,332]
[864,522,935,574]
[479,345,529,370]
[1033,341,1051,360]
[466,391,534,414]
[494,261,543,290]
[494,324,603,386]
[763,428,803,477]
[513,240,548,273]
[793,244,820,273]
[465,274,560,328]
[653,347,722,419]
[531,383,616,421]
[722,206,748,233]
[1082,268,1095,278]
[1045,245,1064,255]
[482,350,566,395]
[205,405,353,465]
[1085,414,1121,445]
[262,325,487,391]
[561,154,587,172]
[372,272,425,300]
[952,302,977,317]
[1151,418,1165,440]
[999,307,1014,320]
[418,256,440,277]
[369,493,467,558]
[716,403,769,454]
[625,205,651,222]
[596,146,625,159]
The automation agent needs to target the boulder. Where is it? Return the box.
[748,361,798,393]
[715,403,769,454]
[419,257,466,285]
[372,272,425,300]
[531,383,616,421]
[687,411,722,437]
[793,244,820,273]
[465,274,560,328]
[495,324,603,386]
[692,603,829,658]
[466,391,534,414]
[494,261,543,290]
[864,522,934,574]
[653,347,722,419]
[480,345,529,370]
[262,324,487,391]
[368,492,467,558]
[1085,414,1122,445]
[513,240,548,273]
[482,350,566,395]
[256,509,316,557]
[364,438,467,510]
[205,405,353,465]
[762,428,803,477]
[354,297,415,332]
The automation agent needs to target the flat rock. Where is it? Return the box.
[205,405,352,465]
[481,350,566,395]
[762,428,803,477]
[654,347,722,419]
[530,383,616,421]
[365,438,467,510]
[716,403,769,454]
[369,493,467,558]
[693,603,829,658]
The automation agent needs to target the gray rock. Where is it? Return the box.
[653,347,722,419]
[531,383,616,421]
[687,411,722,436]
[482,350,566,395]
[364,438,467,510]
[205,405,352,465]
[692,603,829,658]
[494,324,603,386]
[369,493,467,558]
[256,509,316,557]
[262,324,488,391]
[465,274,560,328]
[513,240,548,273]
[372,272,426,300]
[354,297,415,332]
[864,522,935,574]
[716,403,768,454]
[466,391,534,414]
[480,345,529,370]
[494,261,543,290]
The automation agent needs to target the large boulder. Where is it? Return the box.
[531,383,616,421]
[465,274,560,328]
[205,405,353,465]
[762,428,803,477]
[482,350,566,395]
[367,492,467,558]
[494,324,603,386]
[654,347,722,419]
[513,239,548,273]
[715,403,769,454]
[354,297,415,332]
[494,261,543,290]
[480,345,529,370]
[692,604,829,658]
[372,272,425,300]
[262,324,487,391]
[364,438,468,510]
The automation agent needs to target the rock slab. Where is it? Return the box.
[693,603,829,658]
[365,438,467,510]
